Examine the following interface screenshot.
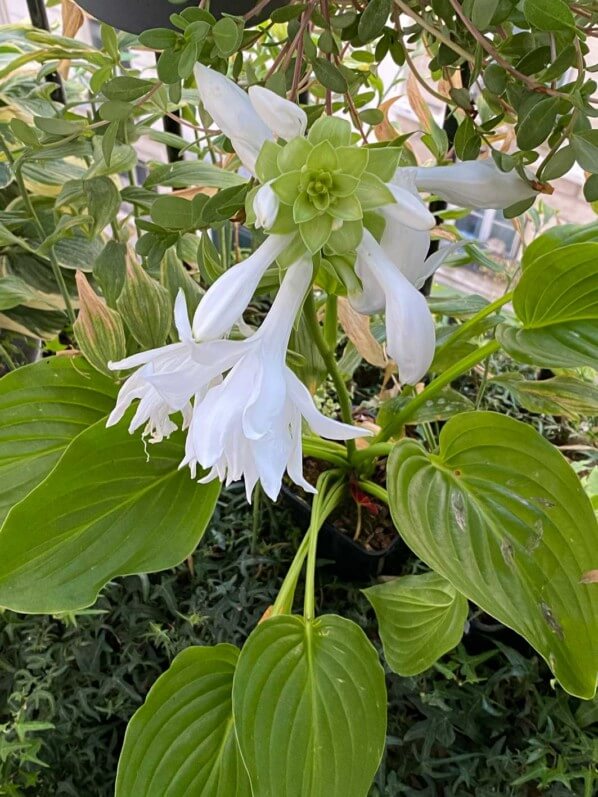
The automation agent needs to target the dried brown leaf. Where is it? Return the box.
[338,297,387,368]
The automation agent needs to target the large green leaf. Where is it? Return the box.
[116,644,250,797]
[233,614,386,797]
[0,357,116,525]
[363,573,468,676]
[0,418,220,613]
[498,242,598,368]
[387,412,598,699]
[492,373,598,420]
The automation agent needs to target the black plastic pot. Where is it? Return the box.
[282,487,405,582]
[76,0,288,33]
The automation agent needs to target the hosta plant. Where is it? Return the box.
[0,1,597,795]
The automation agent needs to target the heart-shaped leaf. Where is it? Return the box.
[387,411,598,699]
[233,614,386,797]
[0,357,116,524]
[0,417,220,613]
[116,644,250,797]
[363,573,468,676]
[498,242,598,368]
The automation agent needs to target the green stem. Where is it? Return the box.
[304,471,345,620]
[357,480,389,505]
[302,435,349,468]
[323,294,337,351]
[271,530,311,616]
[365,339,501,448]
[434,290,512,361]
[304,292,356,459]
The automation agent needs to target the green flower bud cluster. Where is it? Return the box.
[247,116,400,265]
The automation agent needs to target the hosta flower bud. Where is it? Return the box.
[253,182,280,229]
[412,159,537,210]
[116,259,173,349]
[74,271,126,377]
[248,85,308,141]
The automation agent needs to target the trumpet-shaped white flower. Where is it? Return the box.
[192,232,293,341]
[107,292,230,442]
[182,259,369,500]
[195,64,307,175]
[353,230,435,385]
[412,159,537,209]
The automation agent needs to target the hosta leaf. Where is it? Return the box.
[492,373,598,420]
[498,242,598,368]
[363,573,468,676]
[0,416,220,613]
[377,387,474,427]
[116,644,251,797]
[388,411,598,699]
[233,614,386,797]
[0,357,116,524]
[145,161,245,190]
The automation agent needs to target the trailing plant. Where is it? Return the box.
[0,1,596,794]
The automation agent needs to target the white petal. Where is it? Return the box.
[248,85,308,141]
[192,233,293,341]
[378,206,430,287]
[173,289,193,342]
[253,182,280,229]
[358,231,435,384]
[194,64,272,174]
[285,368,371,440]
[413,241,464,290]
[413,159,537,209]
[286,410,317,495]
[256,255,313,347]
[349,248,386,315]
[109,341,185,371]
[386,183,436,231]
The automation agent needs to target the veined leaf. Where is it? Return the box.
[233,614,386,797]
[492,373,598,420]
[498,242,598,368]
[387,411,598,699]
[0,357,116,525]
[116,644,250,797]
[0,416,220,613]
[363,572,468,676]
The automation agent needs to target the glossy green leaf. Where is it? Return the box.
[145,161,245,190]
[233,614,386,797]
[212,18,243,57]
[313,58,348,93]
[388,411,598,699]
[103,76,155,102]
[358,0,391,43]
[523,0,575,31]
[116,644,250,797]
[0,357,116,525]
[363,573,468,676]
[571,130,598,173]
[377,387,474,427]
[0,417,220,613]
[498,242,598,368]
[516,98,559,151]
[491,373,598,420]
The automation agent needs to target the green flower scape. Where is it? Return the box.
[246,115,401,292]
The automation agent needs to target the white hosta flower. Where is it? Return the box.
[195,64,306,174]
[353,230,435,385]
[107,292,237,442]
[192,232,293,341]
[182,260,369,500]
[253,182,280,230]
[248,85,307,141]
[379,169,461,291]
[412,159,537,209]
